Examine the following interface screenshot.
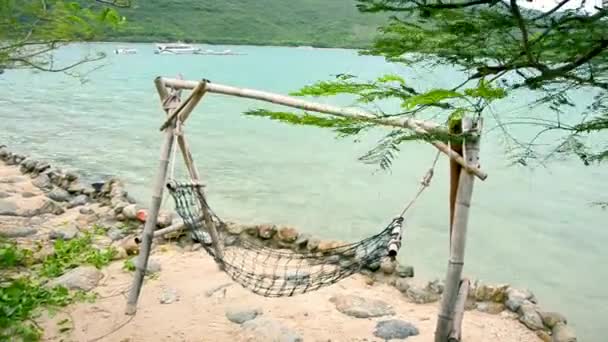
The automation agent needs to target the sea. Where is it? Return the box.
[1,43,606,341]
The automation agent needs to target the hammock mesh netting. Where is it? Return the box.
[167,181,405,297]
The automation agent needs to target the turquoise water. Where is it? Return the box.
[1,43,607,341]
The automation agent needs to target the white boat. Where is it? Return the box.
[154,43,200,54]
[114,47,137,55]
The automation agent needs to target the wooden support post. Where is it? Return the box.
[125,78,181,315]
[448,278,470,342]
[434,117,481,342]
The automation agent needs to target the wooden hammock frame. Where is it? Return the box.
[125,76,484,342]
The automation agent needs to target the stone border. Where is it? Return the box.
[0,145,578,341]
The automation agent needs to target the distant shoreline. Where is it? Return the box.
[81,40,366,51]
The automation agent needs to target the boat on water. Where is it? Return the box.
[114,47,137,55]
[154,43,201,54]
[194,49,243,56]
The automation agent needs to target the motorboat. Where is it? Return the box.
[154,43,200,54]
[114,47,137,55]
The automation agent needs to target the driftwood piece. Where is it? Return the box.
[448,278,470,342]
[435,118,481,342]
[160,77,487,180]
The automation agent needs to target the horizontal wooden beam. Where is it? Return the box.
[160,77,487,180]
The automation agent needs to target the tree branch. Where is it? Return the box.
[532,0,571,20]
[509,0,535,64]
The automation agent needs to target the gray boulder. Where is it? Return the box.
[48,188,71,202]
[79,206,95,215]
[330,294,395,318]
[32,174,52,190]
[0,226,37,238]
[397,265,415,278]
[505,287,536,312]
[47,266,103,291]
[67,195,88,209]
[552,323,577,342]
[0,200,17,215]
[540,311,567,328]
[242,318,302,342]
[518,304,544,331]
[226,307,262,324]
[107,227,125,241]
[122,204,138,220]
[395,278,411,293]
[373,319,419,340]
[50,225,79,240]
[406,285,440,304]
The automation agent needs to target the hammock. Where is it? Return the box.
[166,151,439,297]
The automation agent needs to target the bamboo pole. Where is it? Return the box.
[448,279,470,342]
[160,77,487,181]
[159,81,207,131]
[434,117,480,342]
[125,79,180,315]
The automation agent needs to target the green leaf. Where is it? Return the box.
[402,89,462,109]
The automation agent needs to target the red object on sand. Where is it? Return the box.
[136,209,148,222]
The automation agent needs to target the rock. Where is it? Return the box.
[50,225,79,240]
[48,187,71,202]
[395,278,410,293]
[112,199,128,214]
[79,207,95,215]
[118,237,139,255]
[552,323,577,342]
[373,319,419,340]
[122,204,138,220]
[67,181,86,194]
[330,294,395,318]
[465,298,477,311]
[540,311,567,329]
[397,265,415,278]
[159,288,179,304]
[67,195,88,209]
[146,258,162,274]
[294,234,310,248]
[112,247,128,260]
[35,161,50,173]
[306,238,320,252]
[258,224,276,239]
[476,302,505,315]
[505,287,535,312]
[47,266,103,291]
[82,186,96,196]
[224,222,245,235]
[65,171,78,182]
[380,258,397,274]
[0,200,18,216]
[21,192,37,198]
[0,226,37,238]
[406,285,440,304]
[365,261,381,272]
[0,191,10,199]
[277,226,298,243]
[116,213,126,221]
[32,245,55,263]
[224,235,239,246]
[317,240,335,253]
[242,318,302,342]
[225,307,262,324]
[518,304,544,331]
[427,279,445,295]
[156,211,173,228]
[136,209,148,222]
[537,330,552,342]
[474,283,509,303]
[107,227,125,241]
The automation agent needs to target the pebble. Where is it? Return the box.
[159,288,180,304]
[373,319,419,340]
[330,294,395,318]
[397,265,415,278]
[48,187,71,202]
[225,307,262,324]
[47,266,103,291]
[241,318,302,342]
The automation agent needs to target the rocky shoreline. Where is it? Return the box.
[0,145,577,341]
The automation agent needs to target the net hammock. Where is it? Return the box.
[166,123,439,297]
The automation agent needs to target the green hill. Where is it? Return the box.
[101,0,387,48]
